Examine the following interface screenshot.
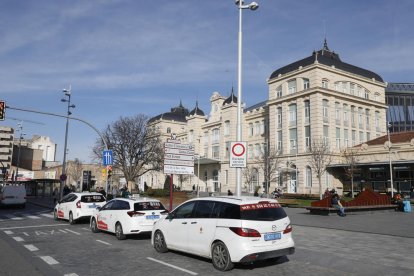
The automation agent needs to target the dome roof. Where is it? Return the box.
[148,101,189,123]
[189,101,205,116]
[269,39,383,82]
[223,87,238,105]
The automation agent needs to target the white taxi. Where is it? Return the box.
[53,192,106,224]
[152,196,295,271]
[90,197,167,240]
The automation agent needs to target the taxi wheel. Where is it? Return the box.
[69,212,75,225]
[153,230,168,253]
[115,223,126,240]
[211,241,234,271]
[91,218,100,233]
[53,209,58,221]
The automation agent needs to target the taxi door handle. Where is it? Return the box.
[191,222,197,224]
[182,222,187,224]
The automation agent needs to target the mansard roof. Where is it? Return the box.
[189,101,205,116]
[148,101,189,123]
[269,40,383,82]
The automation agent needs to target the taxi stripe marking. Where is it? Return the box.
[147,257,198,275]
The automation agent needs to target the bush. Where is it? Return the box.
[146,188,170,197]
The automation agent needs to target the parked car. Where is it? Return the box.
[0,184,26,208]
[90,197,167,240]
[54,192,106,224]
[152,196,295,271]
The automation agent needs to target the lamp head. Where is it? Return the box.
[249,2,259,10]
[61,98,68,102]
[235,0,244,6]
[69,104,76,109]
[63,89,71,96]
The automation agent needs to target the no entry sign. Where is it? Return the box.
[230,142,247,168]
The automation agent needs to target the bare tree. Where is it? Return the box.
[308,138,332,198]
[66,158,83,189]
[243,165,258,193]
[92,114,164,191]
[177,174,190,190]
[341,147,360,198]
[254,146,282,194]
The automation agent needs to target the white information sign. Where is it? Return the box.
[229,142,247,168]
[164,140,194,175]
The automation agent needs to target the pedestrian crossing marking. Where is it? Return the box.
[41,214,54,218]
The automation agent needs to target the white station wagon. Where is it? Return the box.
[152,196,295,271]
[54,192,106,224]
[90,197,167,240]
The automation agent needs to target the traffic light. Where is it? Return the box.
[101,168,107,178]
[0,101,5,121]
[107,165,112,178]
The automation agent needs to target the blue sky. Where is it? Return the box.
[1,0,414,164]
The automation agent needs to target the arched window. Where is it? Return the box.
[167,127,171,134]
[224,121,230,136]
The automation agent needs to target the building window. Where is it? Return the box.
[254,143,260,158]
[260,120,265,135]
[303,78,310,90]
[276,85,282,98]
[212,145,220,159]
[203,132,209,146]
[212,128,220,144]
[288,79,296,94]
[352,130,356,146]
[224,121,230,136]
[277,107,282,128]
[306,166,312,187]
[365,109,370,129]
[359,131,364,144]
[248,123,253,136]
[344,128,349,147]
[335,102,341,125]
[323,99,329,123]
[375,111,380,130]
[365,91,369,99]
[248,144,253,159]
[343,104,349,126]
[277,131,282,151]
[322,79,329,89]
[289,128,297,153]
[336,127,341,149]
[289,104,297,126]
[225,141,230,158]
[374,93,379,102]
[167,127,171,134]
[323,125,329,145]
[358,108,363,128]
[351,106,356,127]
[304,100,310,124]
[255,121,260,136]
[188,130,194,143]
[367,132,371,141]
[305,125,311,149]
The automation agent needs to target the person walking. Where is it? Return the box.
[331,194,346,217]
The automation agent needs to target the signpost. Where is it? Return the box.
[164,138,194,210]
[230,142,247,168]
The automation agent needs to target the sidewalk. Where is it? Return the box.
[285,206,414,238]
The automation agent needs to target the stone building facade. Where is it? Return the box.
[146,41,390,195]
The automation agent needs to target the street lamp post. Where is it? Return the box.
[294,144,298,193]
[387,122,394,197]
[15,122,25,183]
[235,0,259,197]
[60,86,75,200]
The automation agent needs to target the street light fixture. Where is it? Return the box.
[387,122,394,197]
[60,85,75,200]
[235,0,259,197]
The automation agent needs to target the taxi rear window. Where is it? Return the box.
[81,195,106,203]
[134,201,166,211]
[240,202,287,221]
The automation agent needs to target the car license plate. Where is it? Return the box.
[264,232,281,241]
[146,215,160,220]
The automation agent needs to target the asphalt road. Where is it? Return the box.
[0,203,413,276]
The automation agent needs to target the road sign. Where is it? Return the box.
[164,140,194,175]
[164,165,194,175]
[103,150,113,166]
[230,142,247,168]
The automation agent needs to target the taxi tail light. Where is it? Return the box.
[76,200,81,208]
[127,211,145,217]
[283,224,292,234]
[229,227,261,237]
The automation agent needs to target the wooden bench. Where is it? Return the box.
[306,205,398,215]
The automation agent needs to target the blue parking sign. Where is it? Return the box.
[103,150,113,166]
